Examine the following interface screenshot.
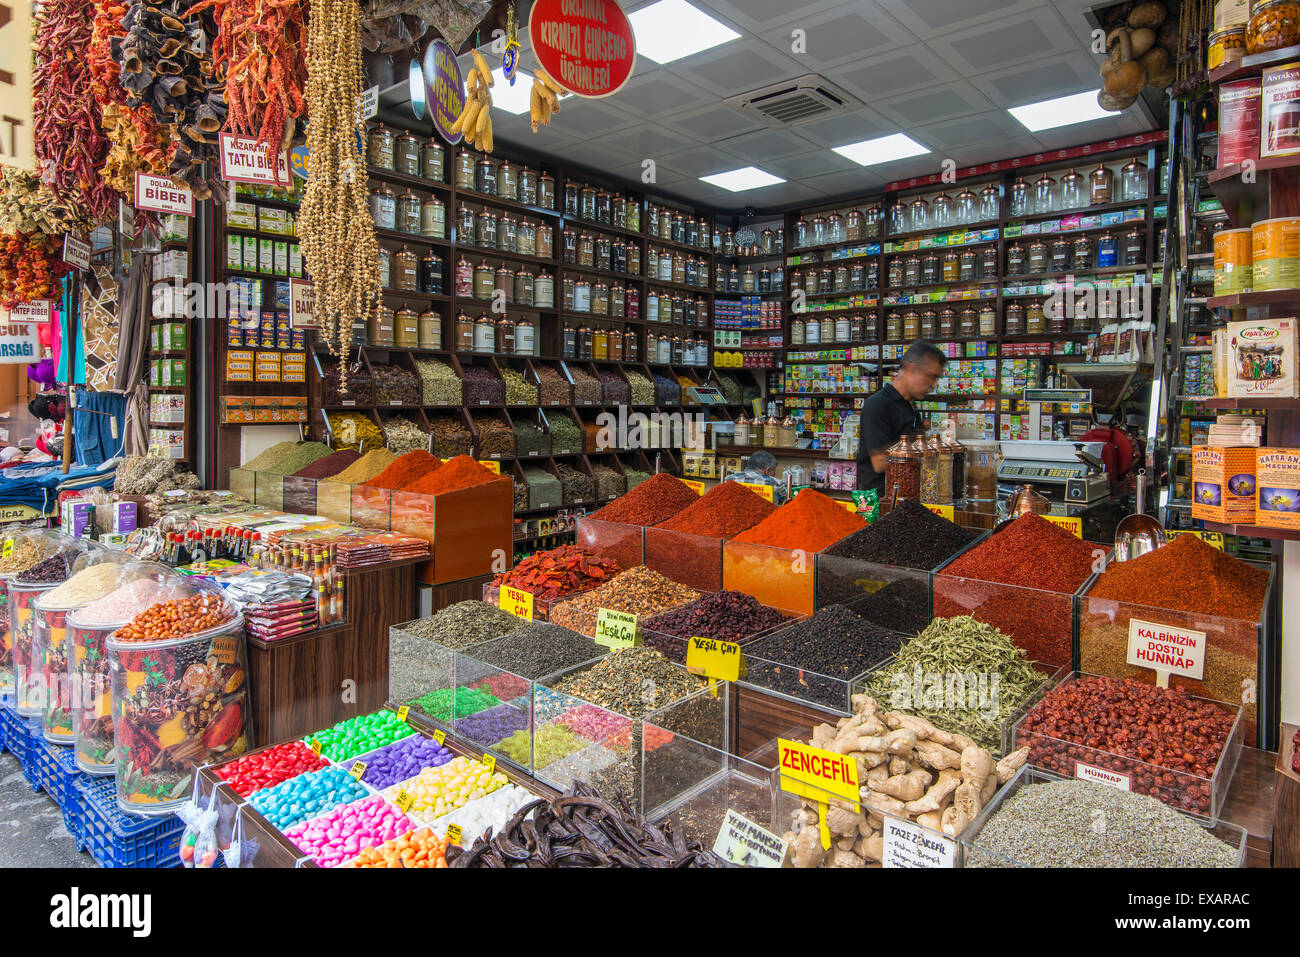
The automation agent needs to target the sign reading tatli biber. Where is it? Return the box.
[1074,760,1132,791]
[881,816,957,868]
[219,132,292,185]
[712,809,788,868]
[134,172,194,215]
[1126,618,1207,681]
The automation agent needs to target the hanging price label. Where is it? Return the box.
[685,636,743,682]
[738,481,774,502]
[594,608,639,648]
[350,761,367,781]
[922,503,954,520]
[394,788,415,813]
[1041,514,1082,538]
[446,823,463,846]
[432,729,446,746]
[61,233,91,271]
[395,705,410,723]
[499,585,534,620]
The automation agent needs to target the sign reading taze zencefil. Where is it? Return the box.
[881,815,957,868]
[528,0,636,98]
[777,738,859,810]
[134,172,194,215]
[0,302,48,364]
[1126,617,1207,681]
[219,133,291,185]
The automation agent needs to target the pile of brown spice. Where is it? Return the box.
[1088,534,1268,620]
[549,566,700,634]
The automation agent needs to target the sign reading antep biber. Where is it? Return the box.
[1126,617,1207,681]
[219,133,291,185]
[135,172,194,215]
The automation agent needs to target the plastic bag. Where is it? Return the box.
[177,787,221,868]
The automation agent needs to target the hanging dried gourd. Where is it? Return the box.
[298,0,381,376]
[453,50,496,152]
[188,0,308,170]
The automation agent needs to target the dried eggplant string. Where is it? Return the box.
[298,0,380,384]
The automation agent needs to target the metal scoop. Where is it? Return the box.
[1113,468,1166,562]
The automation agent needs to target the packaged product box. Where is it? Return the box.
[162,322,186,351]
[1261,62,1300,158]
[170,359,187,386]
[160,214,189,243]
[227,317,245,347]
[1191,446,1257,524]
[291,329,305,350]
[227,200,256,229]
[274,241,288,275]
[272,281,291,310]
[259,207,287,235]
[1220,78,1262,167]
[221,396,255,423]
[1226,317,1300,398]
[1255,447,1300,529]
[113,501,138,534]
[242,236,258,271]
[259,239,274,275]
[226,350,254,381]
[255,351,282,382]
[226,236,242,271]
[289,244,302,277]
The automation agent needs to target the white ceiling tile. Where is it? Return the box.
[914,110,1029,154]
[763,150,860,180]
[671,105,766,139]
[613,72,718,118]
[1030,111,1148,151]
[835,44,960,99]
[610,125,706,157]
[692,0,847,33]
[926,6,1082,75]
[874,82,995,128]
[972,52,1101,109]
[673,38,806,97]
[713,128,809,162]
[948,134,1047,167]
[795,109,896,149]
[755,5,912,65]
[550,101,640,138]
[800,169,889,199]
[876,0,1047,39]
[658,143,748,177]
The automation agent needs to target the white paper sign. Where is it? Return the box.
[62,234,90,271]
[219,133,291,185]
[134,172,194,215]
[881,816,957,868]
[1126,618,1207,681]
[360,85,379,121]
[289,278,317,329]
[712,809,787,868]
[1075,760,1133,791]
[0,302,46,363]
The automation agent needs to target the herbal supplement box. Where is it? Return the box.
[1191,446,1257,524]
[1255,447,1300,530]
[1261,62,1300,159]
[1226,317,1300,398]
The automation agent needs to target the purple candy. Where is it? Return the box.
[346,734,454,790]
[456,702,531,746]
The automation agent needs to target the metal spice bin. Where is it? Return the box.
[960,766,1248,867]
[1009,671,1245,825]
[1076,559,1273,741]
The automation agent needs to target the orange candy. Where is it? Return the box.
[342,827,450,869]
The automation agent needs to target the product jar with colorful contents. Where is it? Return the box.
[107,589,251,815]
[0,573,13,697]
[10,581,57,716]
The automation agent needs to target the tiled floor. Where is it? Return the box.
[0,753,94,868]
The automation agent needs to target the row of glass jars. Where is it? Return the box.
[458,205,554,258]
[646,332,709,366]
[562,278,645,319]
[715,263,786,294]
[645,204,711,249]
[639,290,709,326]
[886,434,966,506]
[646,247,710,288]
[562,324,640,362]
[1006,230,1141,275]
[561,229,640,274]
[887,247,998,287]
[1006,162,1148,217]
[452,151,557,209]
[370,186,446,238]
[885,186,1002,236]
[455,313,539,356]
[875,301,1094,340]
[563,182,641,232]
[794,206,883,248]
[368,126,447,182]
[453,258,557,308]
[789,261,880,295]
[718,227,785,257]
[788,314,877,345]
[379,247,443,294]
[368,304,443,350]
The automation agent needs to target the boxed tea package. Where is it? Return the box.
[1226,317,1300,398]
[1255,447,1300,530]
[1261,62,1300,159]
[1191,446,1256,524]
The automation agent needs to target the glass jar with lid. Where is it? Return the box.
[1009,177,1030,216]
[849,262,865,290]
[1070,297,1091,334]
[1006,241,1026,275]
[883,311,900,341]
[921,254,940,285]
[1120,158,1148,200]
[454,256,473,297]
[596,190,611,224]
[368,124,394,169]
[1027,238,1048,273]
[592,281,609,316]
[535,270,555,308]
[811,215,828,245]
[611,196,627,229]
[1058,168,1086,210]
[920,436,941,504]
[579,185,596,221]
[473,261,494,300]
[515,317,536,356]
[1123,226,1144,266]
[1050,237,1069,273]
[851,314,867,340]
[377,247,392,288]
[939,306,957,338]
[565,183,580,216]
[394,245,418,292]
[904,255,921,286]
[661,294,675,324]
[370,304,395,347]
[578,231,595,268]
[1089,163,1114,204]
[497,215,517,253]
[457,203,475,242]
[517,219,537,256]
[800,268,816,295]
[828,211,847,243]
[888,204,907,235]
[888,257,905,287]
[714,264,728,292]
[1096,231,1118,267]
[686,257,700,287]
[562,228,578,264]
[420,196,445,239]
[979,184,1000,221]
[832,264,848,292]
[394,304,419,348]
[1025,300,1045,335]
[885,435,921,503]
[394,132,420,176]
[672,254,686,285]
[475,209,497,249]
[1047,297,1067,334]
[453,150,476,189]
[471,315,493,353]
[955,187,979,224]
[625,243,639,275]
[794,218,810,248]
[1032,172,1057,214]
[743,266,759,293]
[455,312,474,352]
[419,251,442,294]
[494,265,514,303]
[864,204,882,238]
[535,223,553,259]
[369,184,396,230]
[475,157,496,195]
[818,265,834,292]
[1072,235,1093,270]
[1004,301,1025,336]
[920,308,938,340]
[419,308,441,350]
[908,195,930,230]
[537,173,555,209]
[980,245,998,278]
[518,167,537,204]
[791,317,806,345]
[903,310,920,340]
[942,251,960,282]
[760,265,774,293]
[959,305,977,338]
[657,250,672,281]
[844,210,863,241]
[573,278,592,313]
[978,302,997,337]
[672,296,685,325]
[595,235,612,271]
[1247,0,1300,53]
[611,283,626,318]
[514,268,534,305]
[959,248,977,281]
[496,161,518,200]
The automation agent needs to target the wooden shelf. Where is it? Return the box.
[374,227,451,249]
[453,241,556,269]
[456,185,561,220]
[645,277,712,296]
[1206,289,1300,308]
[1206,156,1300,227]
[1005,197,1155,226]
[559,263,642,283]
[365,165,451,193]
[788,238,883,256]
[1201,520,1300,542]
[1208,43,1300,84]
[1193,396,1300,410]
[644,234,712,257]
[562,213,644,241]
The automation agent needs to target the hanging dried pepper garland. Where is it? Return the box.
[33,0,119,224]
[298,0,380,380]
[0,234,70,310]
[188,0,308,170]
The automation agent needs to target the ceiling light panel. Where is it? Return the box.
[630,0,740,64]
[832,133,929,167]
[699,166,785,191]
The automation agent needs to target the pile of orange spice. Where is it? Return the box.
[114,594,235,643]
[730,488,864,552]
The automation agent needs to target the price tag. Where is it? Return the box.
[776,738,859,811]
[350,761,367,781]
[481,754,496,773]
[1075,760,1132,790]
[211,636,238,664]
[1165,529,1225,550]
[478,460,501,474]
[681,479,706,496]
[62,233,91,271]
[594,608,639,649]
[839,499,860,515]
[1127,617,1207,683]
[395,705,410,723]
[394,788,414,813]
[922,503,954,520]
[310,739,322,757]
[360,85,379,120]
[712,809,788,868]
[499,585,533,620]
[432,729,446,746]
[2,541,12,559]
[445,823,463,846]
[738,481,774,502]
[1041,514,1082,537]
[685,636,742,682]
[881,816,957,868]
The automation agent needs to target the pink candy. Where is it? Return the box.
[283,796,413,867]
[558,704,632,743]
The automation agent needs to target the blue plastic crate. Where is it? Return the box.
[15,717,42,791]
[76,776,184,869]
[50,744,89,849]
[0,699,26,763]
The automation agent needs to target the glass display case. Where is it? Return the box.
[314,480,354,524]
[254,472,285,511]
[643,527,724,591]
[723,540,820,616]
[575,516,645,571]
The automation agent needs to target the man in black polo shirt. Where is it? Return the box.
[856,340,946,493]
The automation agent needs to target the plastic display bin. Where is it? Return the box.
[76,775,185,868]
[644,527,724,591]
[723,539,819,616]
[575,516,645,570]
[9,581,56,716]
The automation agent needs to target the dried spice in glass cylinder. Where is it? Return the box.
[491,545,620,601]
[730,488,865,552]
[655,480,776,538]
[591,472,700,526]
[427,414,473,458]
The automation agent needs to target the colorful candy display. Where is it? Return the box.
[307,710,415,761]
[343,827,450,868]
[215,741,329,797]
[381,756,509,820]
[343,734,454,790]
[249,765,368,830]
[284,796,414,867]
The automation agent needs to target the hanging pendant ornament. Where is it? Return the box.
[502,4,521,84]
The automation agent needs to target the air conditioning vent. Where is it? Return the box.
[724,75,861,128]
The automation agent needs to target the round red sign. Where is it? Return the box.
[528,0,636,98]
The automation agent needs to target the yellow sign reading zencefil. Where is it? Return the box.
[594,608,639,649]
[777,738,860,811]
[1042,514,1083,538]
[738,481,774,502]
[685,636,743,682]
[499,585,533,620]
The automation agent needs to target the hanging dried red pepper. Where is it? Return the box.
[0,234,71,311]
[188,0,308,173]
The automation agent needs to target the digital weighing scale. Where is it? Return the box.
[998,439,1110,505]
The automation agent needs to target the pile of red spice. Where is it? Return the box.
[292,450,360,479]
[1088,533,1268,620]
[655,480,777,538]
[942,513,1096,592]
[730,488,865,552]
[364,450,441,490]
[491,545,621,601]
[590,472,700,526]
[406,455,502,495]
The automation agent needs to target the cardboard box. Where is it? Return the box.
[274,241,288,275]
[227,236,242,270]
[289,245,302,277]
[1191,446,1257,524]
[226,350,254,382]
[1226,317,1300,398]
[255,351,282,382]
[259,239,274,275]
[1255,447,1300,530]
[242,236,258,271]
[227,200,256,229]
[1261,62,1300,159]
